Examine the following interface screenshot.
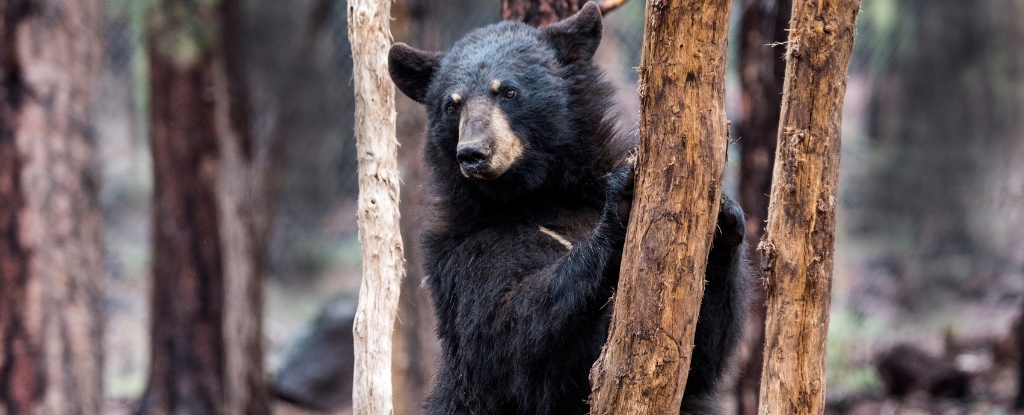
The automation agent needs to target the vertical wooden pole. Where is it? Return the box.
[756,0,860,414]
[348,0,405,413]
[588,0,733,413]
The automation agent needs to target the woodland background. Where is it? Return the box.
[2,0,1023,414]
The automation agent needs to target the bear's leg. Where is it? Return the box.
[680,195,751,415]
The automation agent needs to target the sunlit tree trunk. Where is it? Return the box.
[0,0,106,414]
[588,0,733,413]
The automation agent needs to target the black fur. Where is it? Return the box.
[389,3,750,414]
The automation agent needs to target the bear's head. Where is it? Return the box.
[389,2,624,201]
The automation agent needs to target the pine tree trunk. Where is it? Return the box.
[215,0,272,413]
[756,0,860,414]
[588,0,733,413]
[139,1,225,413]
[734,1,790,414]
[348,0,405,413]
[0,0,106,413]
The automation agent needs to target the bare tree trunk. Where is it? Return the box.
[756,0,860,414]
[348,0,405,413]
[214,0,272,414]
[0,0,106,413]
[588,0,733,413]
[733,1,790,414]
[138,2,225,413]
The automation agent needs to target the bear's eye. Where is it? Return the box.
[445,103,457,115]
[504,88,517,99]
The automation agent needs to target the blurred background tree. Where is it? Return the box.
[0,0,106,414]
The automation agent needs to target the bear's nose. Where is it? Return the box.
[457,144,490,169]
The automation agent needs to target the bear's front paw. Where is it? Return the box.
[712,195,745,253]
[604,159,635,227]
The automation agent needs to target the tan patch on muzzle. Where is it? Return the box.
[458,97,525,179]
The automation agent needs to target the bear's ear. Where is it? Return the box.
[389,43,445,104]
[541,1,603,64]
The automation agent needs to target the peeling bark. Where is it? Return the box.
[756,0,860,414]
[588,0,733,413]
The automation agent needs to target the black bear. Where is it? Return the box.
[388,3,749,414]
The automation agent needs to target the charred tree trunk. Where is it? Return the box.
[215,0,272,414]
[139,1,225,413]
[348,0,406,413]
[0,0,106,413]
[756,0,860,414]
[733,1,790,414]
[588,0,733,413]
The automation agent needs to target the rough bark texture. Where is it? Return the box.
[756,0,860,414]
[733,1,791,414]
[0,0,106,414]
[215,0,272,414]
[139,1,226,413]
[348,0,405,413]
[587,0,733,413]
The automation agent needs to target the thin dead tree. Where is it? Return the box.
[756,0,860,414]
[0,0,106,413]
[348,0,406,413]
[588,0,733,413]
